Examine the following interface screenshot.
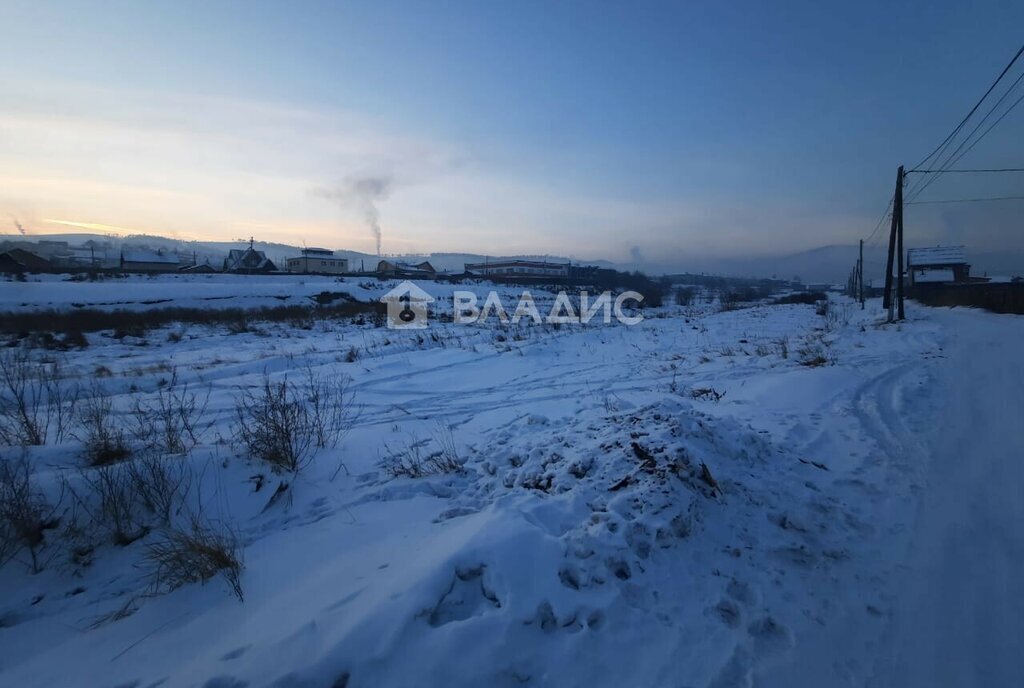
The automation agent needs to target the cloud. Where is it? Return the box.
[0,79,897,264]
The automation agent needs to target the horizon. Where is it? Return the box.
[3,1,1024,266]
[7,229,1024,283]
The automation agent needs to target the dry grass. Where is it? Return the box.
[144,516,244,601]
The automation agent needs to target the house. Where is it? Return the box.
[376,260,436,279]
[464,259,570,279]
[223,241,277,274]
[120,248,181,272]
[907,246,970,286]
[0,248,52,273]
[287,248,349,274]
[179,260,219,274]
[69,245,109,269]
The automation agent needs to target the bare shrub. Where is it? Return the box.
[776,336,789,359]
[380,429,463,479]
[226,317,250,335]
[821,301,851,331]
[797,333,834,367]
[0,301,382,336]
[719,286,764,312]
[772,291,827,305]
[234,376,314,472]
[0,455,60,572]
[70,464,148,546]
[76,386,131,466]
[62,330,88,349]
[303,366,355,450]
[690,387,726,402]
[0,350,79,446]
[131,371,210,455]
[126,454,193,525]
[144,515,244,601]
[675,288,697,306]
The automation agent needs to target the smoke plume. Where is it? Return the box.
[11,216,26,236]
[629,245,644,264]
[318,176,393,256]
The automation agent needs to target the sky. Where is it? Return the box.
[2,0,1023,269]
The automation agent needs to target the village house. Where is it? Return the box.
[287,248,349,274]
[223,240,277,274]
[907,246,971,286]
[464,259,570,279]
[376,260,437,279]
[120,248,181,273]
[0,248,52,273]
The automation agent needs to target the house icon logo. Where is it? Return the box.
[380,281,434,329]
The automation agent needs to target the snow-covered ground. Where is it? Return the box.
[0,273,438,313]
[1,280,1020,687]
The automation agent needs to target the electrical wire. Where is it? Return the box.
[906,67,1024,203]
[906,167,1024,173]
[905,195,1024,205]
[909,43,1024,172]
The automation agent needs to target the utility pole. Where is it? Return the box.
[895,166,905,320]
[883,165,902,321]
[858,238,865,308]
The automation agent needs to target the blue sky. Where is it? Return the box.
[1,0,1022,267]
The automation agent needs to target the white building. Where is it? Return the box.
[464,259,570,278]
[907,246,970,286]
[287,248,349,274]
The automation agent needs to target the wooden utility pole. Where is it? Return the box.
[883,165,903,320]
[895,165,905,320]
[858,239,865,308]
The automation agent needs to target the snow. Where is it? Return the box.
[907,246,967,267]
[913,268,955,283]
[1,281,1021,687]
[0,273,507,314]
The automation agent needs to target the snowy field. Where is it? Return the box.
[0,273,436,313]
[1,277,1021,687]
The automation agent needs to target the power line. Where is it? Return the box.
[909,43,1024,172]
[905,195,1024,205]
[864,197,894,245]
[906,167,1024,173]
[906,66,1024,203]
[863,42,1024,277]
[904,44,1024,203]
[944,87,1024,171]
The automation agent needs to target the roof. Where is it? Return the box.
[0,248,52,270]
[179,261,219,273]
[907,246,967,266]
[291,254,346,261]
[913,268,955,283]
[377,260,436,273]
[224,247,275,272]
[121,249,180,265]
[465,260,570,271]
